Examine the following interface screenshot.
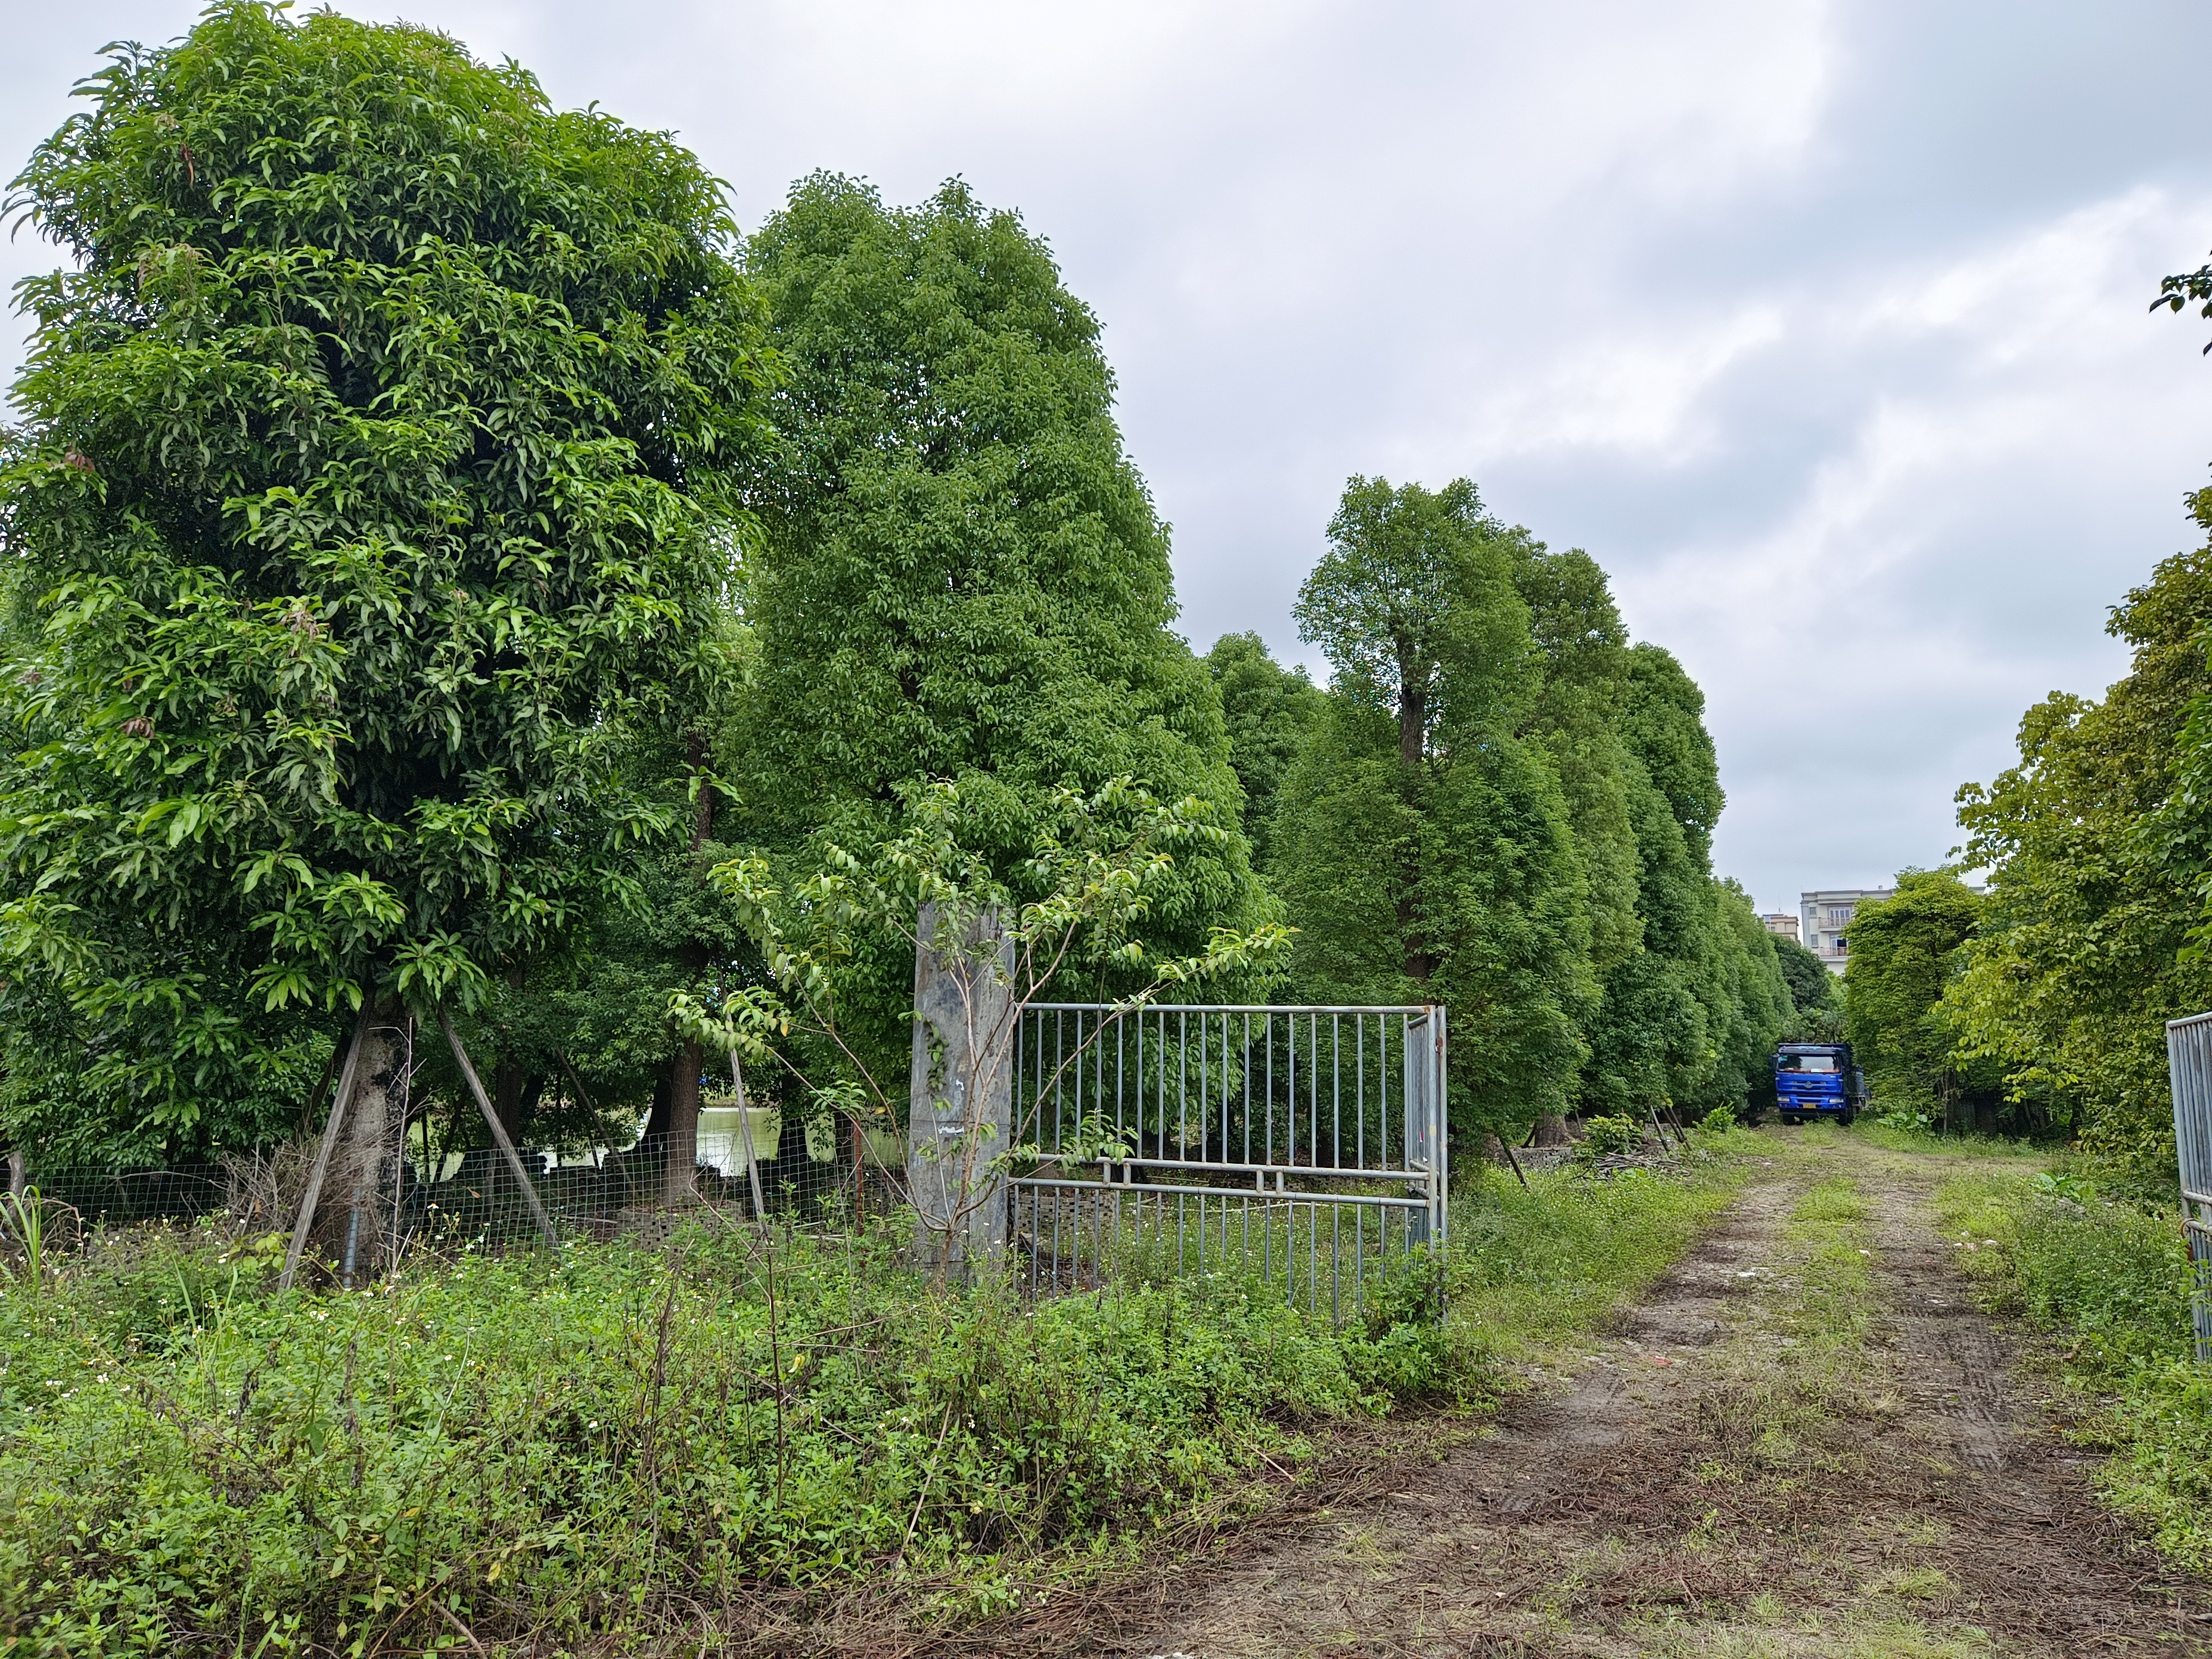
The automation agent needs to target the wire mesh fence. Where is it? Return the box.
[7,1120,905,1281]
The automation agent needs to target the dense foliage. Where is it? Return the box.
[0,4,771,1161]
[1258,480,1788,1144]
[1941,514,2212,1172]
[728,175,1270,1083]
[1841,871,2008,1131]
[1206,632,1324,870]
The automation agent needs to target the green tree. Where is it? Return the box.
[1845,869,2001,1129]
[731,176,1269,1089]
[1506,543,1644,983]
[1204,632,1324,871]
[1708,878,1794,1108]
[1573,644,1768,1117]
[1276,477,1592,1141]
[1949,512,2212,1168]
[0,5,769,1161]
[1773,933,1837,1017]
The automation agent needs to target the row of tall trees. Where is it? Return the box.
[0,3,1779,1170]
[1211,480,1798,1142]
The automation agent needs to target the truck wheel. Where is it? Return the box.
[1841,1108,1857,1126]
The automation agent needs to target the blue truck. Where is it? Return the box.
[1773,1042,1866,1125]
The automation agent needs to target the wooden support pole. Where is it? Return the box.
[438,1008,562,1251]
[557,1052,597,1118]
[1501,1137,1530,1191]
[280,1004,375,1292]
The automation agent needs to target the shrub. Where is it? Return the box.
[0,1218,1443,1654]
[1579,1116,1644,1158]
[1698,1107,1738,1134]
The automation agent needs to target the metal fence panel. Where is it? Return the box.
[1007,1002,1447,1322]
[2168,1011,2212,1362]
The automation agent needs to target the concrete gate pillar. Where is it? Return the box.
[907,903,1016,1281]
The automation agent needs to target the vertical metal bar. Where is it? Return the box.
[1331,1013,1341,1173]
[1399,1012,1410,1171]
[1195,1011,1207,1166]
[1357,1015,1366,1172]
[1267,1011,1276,1167]
[1178,1009,1189,1166]
[1071,1009,1084,1154]
[1243,1013,1253,1166]
[1159,1008,1176,1159]
[1354,1204,1365,1319]
[1286,1011,1295,1167]
[1220,1013,1231,1166]
[1331,1204,1341,1326]
[1309,1013,1319,1173]
[1116,1012,1126,1155]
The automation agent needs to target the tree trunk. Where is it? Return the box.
[658,730,715,1208]
[1397,677,1426,772]
[692,731,716,849]
[495,1061,526,1145]
[1531,1113,1572,1147]
[664,1039,703,1206]
[337,995,408,1283]
[1395,673,1433,984]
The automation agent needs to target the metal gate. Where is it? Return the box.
[2168,1011,2212,1361]
[1007,1003,1447,1322]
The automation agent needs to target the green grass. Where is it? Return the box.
[0,1146,1757,1655]
[1850,1120,2046,1159]
[1933,1165,2212,1572]
[1444,1135,1751,1365]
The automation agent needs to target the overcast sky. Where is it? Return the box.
[6,1,2210,913]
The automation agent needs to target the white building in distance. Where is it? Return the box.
[1761,912,1800,943]
[1800,888,1894,975]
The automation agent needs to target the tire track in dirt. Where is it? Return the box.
[1068,1173,1803,1658]
[1859,1151,2210,1655]
[1050,1136,2211,1659]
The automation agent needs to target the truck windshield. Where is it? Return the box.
[1780,1056,1838,1073]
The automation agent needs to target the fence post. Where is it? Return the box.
[2170,1013,2212,1363]
[907,903,1015,1282]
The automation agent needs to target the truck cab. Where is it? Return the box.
[1773,1043,1866,1126]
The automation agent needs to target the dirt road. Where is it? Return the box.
[1082,1135,2212,1658]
